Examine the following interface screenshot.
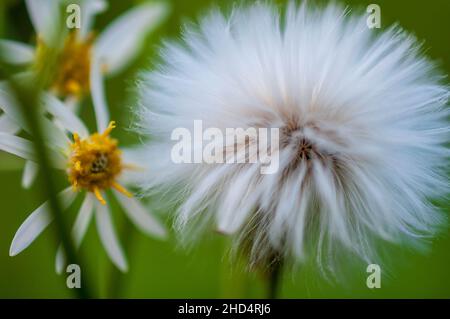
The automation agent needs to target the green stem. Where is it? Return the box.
[10,81,93,299]
[267,258,283,299]
[220,243,250,298]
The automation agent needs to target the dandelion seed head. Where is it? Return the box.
[136,2,450,271]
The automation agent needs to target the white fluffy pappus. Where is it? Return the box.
[135,2,450,270]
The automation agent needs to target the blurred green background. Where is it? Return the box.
[0,0,449,298]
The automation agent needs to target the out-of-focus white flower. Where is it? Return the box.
[1,0,169,115]
[135,3,449,269]
[0,87,166,273]
[0,0,169,187]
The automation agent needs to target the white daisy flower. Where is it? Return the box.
[0,0,169,187]
[0,88,166,273]
[135,2,450,270]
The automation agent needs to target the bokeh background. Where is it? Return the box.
[0,0,449,298]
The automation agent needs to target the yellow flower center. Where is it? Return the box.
[68,121,131,205]
[35,32,93,97]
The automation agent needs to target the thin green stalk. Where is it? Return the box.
[10,81,93,299]
[1,4,93,298]
[220,241,250,298]
[267,258,283,299]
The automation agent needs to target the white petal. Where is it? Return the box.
[90,60,109,132]
[95,2,169,75]
[0,132,35,161]
[55,244,65,274]
[0,131,66,169]
[95,199,128,272]
[9,187,77,256]
[73,193,95,246]
[0,40,35,65]
[114,190,166,239]
[43,93,89,137]
[0,113,20,134]
[55,193,95,274]
[0,85,27,130]
[64,96,81,114]
[119,148,147,185]
[7,71,36,85]
[41,115,71,147]
[121,148,143,166]
[21,160,39,189]
[78,0,108,39]
[25,0,60,45]
[0,82,70,163]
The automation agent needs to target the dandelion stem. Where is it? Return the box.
[220,242,250,298]
[267,258,283,299]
